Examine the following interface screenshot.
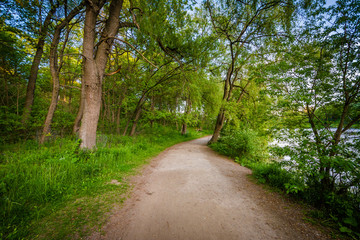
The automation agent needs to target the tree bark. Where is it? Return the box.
[40,6,83,143]
[73,77,86,135]
[79,0,123,149]
[115,86,126,134]
[150,94,155,127]
[22,4,58,124]
[181,97,191,135]
[208,108,226,144]
[129,94,146,136]
[40,3,84,144]
[208,46,238,144]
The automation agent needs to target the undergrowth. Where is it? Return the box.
[209,128,360,239]
[0,126,207,239]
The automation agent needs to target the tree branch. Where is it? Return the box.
[111,37,158,68]
[342,114,360,133]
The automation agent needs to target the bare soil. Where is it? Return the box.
[88,136,332,240]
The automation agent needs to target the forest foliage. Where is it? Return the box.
[0,0,359,239]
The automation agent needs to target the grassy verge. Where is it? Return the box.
[0,126,208,239]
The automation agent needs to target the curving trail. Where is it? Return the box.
[89,136,330,240]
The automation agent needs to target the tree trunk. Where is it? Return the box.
[150,94,155,127]
[22,5,58,124]
[129,94,146,136]
[181,122,187,135]
[208,45,238,144]
[208,108,226,144]
[79,0,123,149]
[122,119,130,136]
[40,2,84,144]
[68,78,73,112]
[116,87,126,134]
[116,106,122,134]
[73,77,85,135]
[129,108,142,136]
[181,97,191,135]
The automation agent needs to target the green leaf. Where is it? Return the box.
[339,226,352,233]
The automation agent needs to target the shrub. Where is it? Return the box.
[210,129,268,163]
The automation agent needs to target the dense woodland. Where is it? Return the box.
[1,0,359,239]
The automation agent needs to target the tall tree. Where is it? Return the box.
[269,0,360,202]
[21,1,59,124]
[205,0,294,143]
[79,0,140,149]
[40,1,85,144]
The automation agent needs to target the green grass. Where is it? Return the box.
[0,126,208,239]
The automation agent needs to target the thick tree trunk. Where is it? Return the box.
[79,3,102,148]
[80,67,102,148]
[22,5,58,124]
[79,0,123,149]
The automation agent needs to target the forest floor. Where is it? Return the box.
[88,136,332,240]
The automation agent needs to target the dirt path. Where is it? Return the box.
[89,136,330,240]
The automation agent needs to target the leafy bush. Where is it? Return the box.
[210,129,268,163]
[210,127,360,238]
[269,129,360,238]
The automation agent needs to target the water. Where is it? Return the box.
[271,128,359,150]
[271,128,360,193]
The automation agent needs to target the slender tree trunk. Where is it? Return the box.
[175,96,179,130]
[68,78,73,112]
[208,108,226,144]
[22,5,58,124]
[79,0,123,149]
[320,101,351,194]
[181,122,187,135]
[116,107,121,134]
[40,81,60,143]
[16,83,19,115]
[116,86,126,134]
[40,2,84,144]
[150,94,155,127]
[208,45,238,144]
[129,94,146,136]
[4,74,9,106]
[181,97,191,135]
[122,119,130,136]
[129,108,142,136]
[73,78,85,134]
